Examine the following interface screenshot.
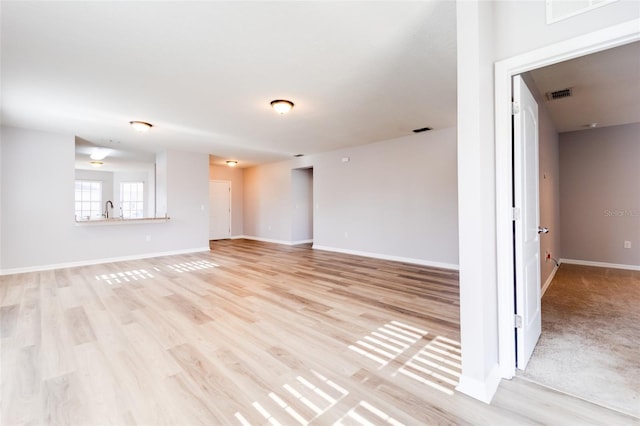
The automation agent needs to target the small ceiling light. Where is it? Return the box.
[90,148,109,161]
[90,161,103,167]
[226,160,238,167]
[270,99,294,114]
[587,123,598,128]
[129,120,153,132]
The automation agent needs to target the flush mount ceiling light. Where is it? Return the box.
[90,161,103,167]
[90,148,109,161]
[270,99,294,114]
[226,160,238,167]
[587,122,598,128]
[129,120,153,132]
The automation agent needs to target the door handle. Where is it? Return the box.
[538,226,549,234]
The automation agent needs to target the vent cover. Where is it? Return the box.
[412,127,432,133]
[546,88,573,101]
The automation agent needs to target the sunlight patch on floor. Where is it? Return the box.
[234,370,348,425]
[166,260,218,272]
[348,321,427,368]
[95,269,154,285]
[395,336,461,395]
[336,401,405,426]
[94,260,218,284]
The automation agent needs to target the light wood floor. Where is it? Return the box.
[1,239,636,425]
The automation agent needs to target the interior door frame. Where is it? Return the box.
[494,20,640,379]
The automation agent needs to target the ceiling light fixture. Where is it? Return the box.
[129,120,153,132]
[226,160,238,167]
[587,122,598,128]
[270,99,294,114]
[90,148,109,161]
[90,161,103,167]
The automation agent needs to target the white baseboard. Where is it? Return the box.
[235,235,313,246]
[291,239,313,245]
[560,258,640,271]
[312,245,459,271]
[0,246,211,276]
[541,263,559,296]
[455,365,502,404]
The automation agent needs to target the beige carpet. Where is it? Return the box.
[519,263,640,418]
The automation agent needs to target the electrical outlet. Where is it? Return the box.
[624,241,632,249]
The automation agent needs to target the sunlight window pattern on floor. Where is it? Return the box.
[348,321,427,367]
[167,260,218,273]
[95,269,154,285]
[235,370,348,425]
[336,401,405,426]
[395,335,461,395]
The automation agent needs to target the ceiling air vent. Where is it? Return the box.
[546,88,573,101]
[413,127,432,133]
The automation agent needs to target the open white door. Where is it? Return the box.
[513,75,542,370]
[209,180,231,240]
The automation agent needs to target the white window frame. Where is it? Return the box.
[120,181,145,218]
[75,180,103,219]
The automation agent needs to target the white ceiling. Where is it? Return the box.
[3,3,637,170]
[1,1,457,168]
[527,41,640,133]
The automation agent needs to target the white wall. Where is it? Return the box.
[456,0,499,402]
[156,151,168,218]
[456,0,640,403]
[313,128,458,267]
[209,163,244,237]
[1,127,75,270]
[522,73,561,288]
[0,130,3,266]
[242,128,458,268]
[0,127,210,273]
[164,149,210,250]
[243,160,297,243]
[494,0,640,61]
[560,123,640,266]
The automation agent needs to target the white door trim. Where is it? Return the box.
[494,19,640,379]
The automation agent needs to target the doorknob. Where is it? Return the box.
[538,226,549,234]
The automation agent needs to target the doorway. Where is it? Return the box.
[291,167,313,244]
[510,43,640,416]
[209,180,231,240]
[495,22,640,379]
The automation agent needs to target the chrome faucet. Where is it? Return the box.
[104,200,114,218]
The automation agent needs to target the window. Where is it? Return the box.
[120,182,144,218]
[75,180,102,219]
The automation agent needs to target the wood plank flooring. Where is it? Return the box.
[0,239,636,425]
